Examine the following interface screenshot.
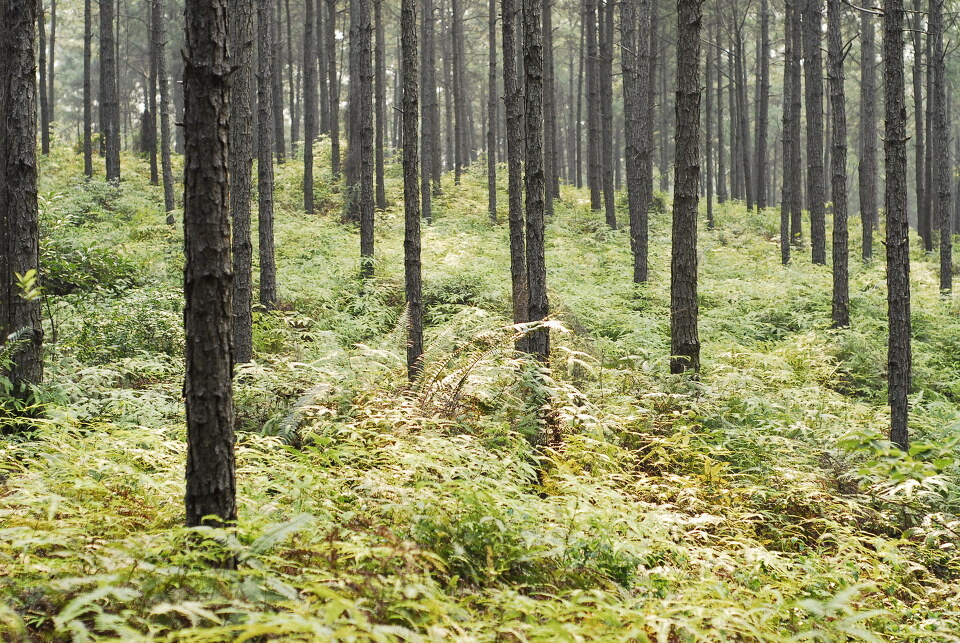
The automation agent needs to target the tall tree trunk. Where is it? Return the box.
[259,0,278,309]
[401,0,422,378]
[727,45,739,199]
[326,0,340,176]
[318,0,329,135]
[883,0,911,450]
[543,0,559,204]
[230,0,255,363]
[599,0,616,228]
[374,0,386,209]
[734,27,752,209]
[154,0,175,218]
[272,1,286,163]
[183,0,236,529]
[659,33,670,192]
[39,3,49,156]
[788,0,803,245]
[755,0,769,210]
[421,0,437,221]
[0,0,43,407]
[644,0,657,205]
[912,0,927,248]
[828,0,848,328]
[48,0,56,130]
[781,0,795,263]
[100,0,120,180]
[347,0,375,276]
[585,0,601,209]
[146,5,159,184]
[575,13,584,188]
[524,0,549,364]
[671,0,702,374]
[287,0,299,155]
[83,0,93,178]
[621,0,649,281]
[803,0,825,263]
[304,0,317,213]
[451,0,463,183]
[442,11,454,172]
[858,10,877,260]
[923,21,933,251]
[705,13,713,229]
[715,17,725,203]
[931,0,951,291]
[487,0,497,223]
[503,0,527,333]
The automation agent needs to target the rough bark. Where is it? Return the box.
[420,0,437,221]
[487,0,498,223]
[346,0,375,276]
[183,0,236,529]
[146,4,159,184]
[599,0,616,229]
[931,0,950,291]
[543,0,559,206]
[524,0,549,363]
[287,0,299,155]
[788,0,803,245]
[451,0,463,183]
[585,0,601,210]
[715,16,725,203]
[671,0,702,375]
[705,13,713,229]
[912,0,928,249]
[304,0,317,214]
[802,0,825,263]
[100,0,120,181]
[621,0,649,282]
[374,0,386,210]
[258,0,277,310]
[0,0,42,407]
[39,5,49,156]
[828,0,848,328]
[644,0,657,205]
[230,0,255,364]
[883,0,911,450]
[575,14,584,188]
[326,0,340,176]
[271,0,286,163]
[48,0,56,130]
[83,0,93,178]
[858,10,877,260]
[755,0,769,209]
[781,0,795,263]
[503,0,528,334]
[401,0,422,378]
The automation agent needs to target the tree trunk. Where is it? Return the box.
[585,0,601,210]
[401,0,422,378]
[543,0,559,204]
[48,0,56,131]
[258,0,277,310]
[503,0,527,334]
[83,0,93,178]
[858,10,877,260]
[183,0,236,529]
[599,0,616,229]
[931,0,951,291]
[644,0,657,205]
[828,0,848,328]
[524,0,549,363]
[883,0,911,450]
[705,12,713,229]
[304,0,317,213]
[230,0,255,363]
[487,0,498,223]
[0,0,42,408]
[575,13,584,188]
[670,0,702,374]
[100,0,120,180]
[374,0,386,209]
[755,0,769,210]
[326,0,340,176]
[146,5,159,184]
[912,0,927,248]
[39,5,49,156]
[318,0,329,135]
[421,0,437,221]
[734,28,752,209]
[802,0,825,262]
[788,0,803,245]
[923,17,933,252]
[153,0,175,218]
[451,0,463,183]
[727,45,739,200]
[621,0,649,281]
[714,17,725,203]
[272,0,286,163]
[442,11,454,172]
[347,0,375,276]
[287,0,299,155]
[780,0,795,263]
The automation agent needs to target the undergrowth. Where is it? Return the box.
[0,147,958,641]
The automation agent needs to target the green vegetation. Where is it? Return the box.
[2,146,959,641]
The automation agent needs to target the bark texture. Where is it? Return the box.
[828,0,848,327]
[802,0,825,264]
[100,0,121,181]
[258,0,277,309]
[621,0,649,282]
[183,0,236,528]
[401,0,423,379]
[931,0,951,292]
[503,0,527,332]
[858,10,877,260]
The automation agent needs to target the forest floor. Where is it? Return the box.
[1,145,960,641]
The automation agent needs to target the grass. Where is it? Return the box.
[0,143,958,641]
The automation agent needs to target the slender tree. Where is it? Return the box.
[828,0,848,327]
[421,0,437,222]
[931,0,950,291]
[585,0,601,210]
[621,0,649,281]
[375,0,387,210]
[304,0,317,214]
[83,0,93,178]
[503,0,527,335]
[346,0,375,276]
[401,0,422,378]
[802,0,825,264]
[272,0,286,163]
[599,0,616,229]
[543,0,558,209]
[524,0,549,363]
[258,0,277,310]
[0,0,42,409]
[183,0,236,529]
[705,11,714,229]
[754,0,769,209]
[487,0,498,223]
[788,0,803,245]
[100,0,120,181]
[38,5,49,156]
[671,0,702,374]
[48,0,56,130]
[883,0,911,450]
[326,0,340,176]
[859,9,877,260]
[781,0,795,263]
[912,0,928,250]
